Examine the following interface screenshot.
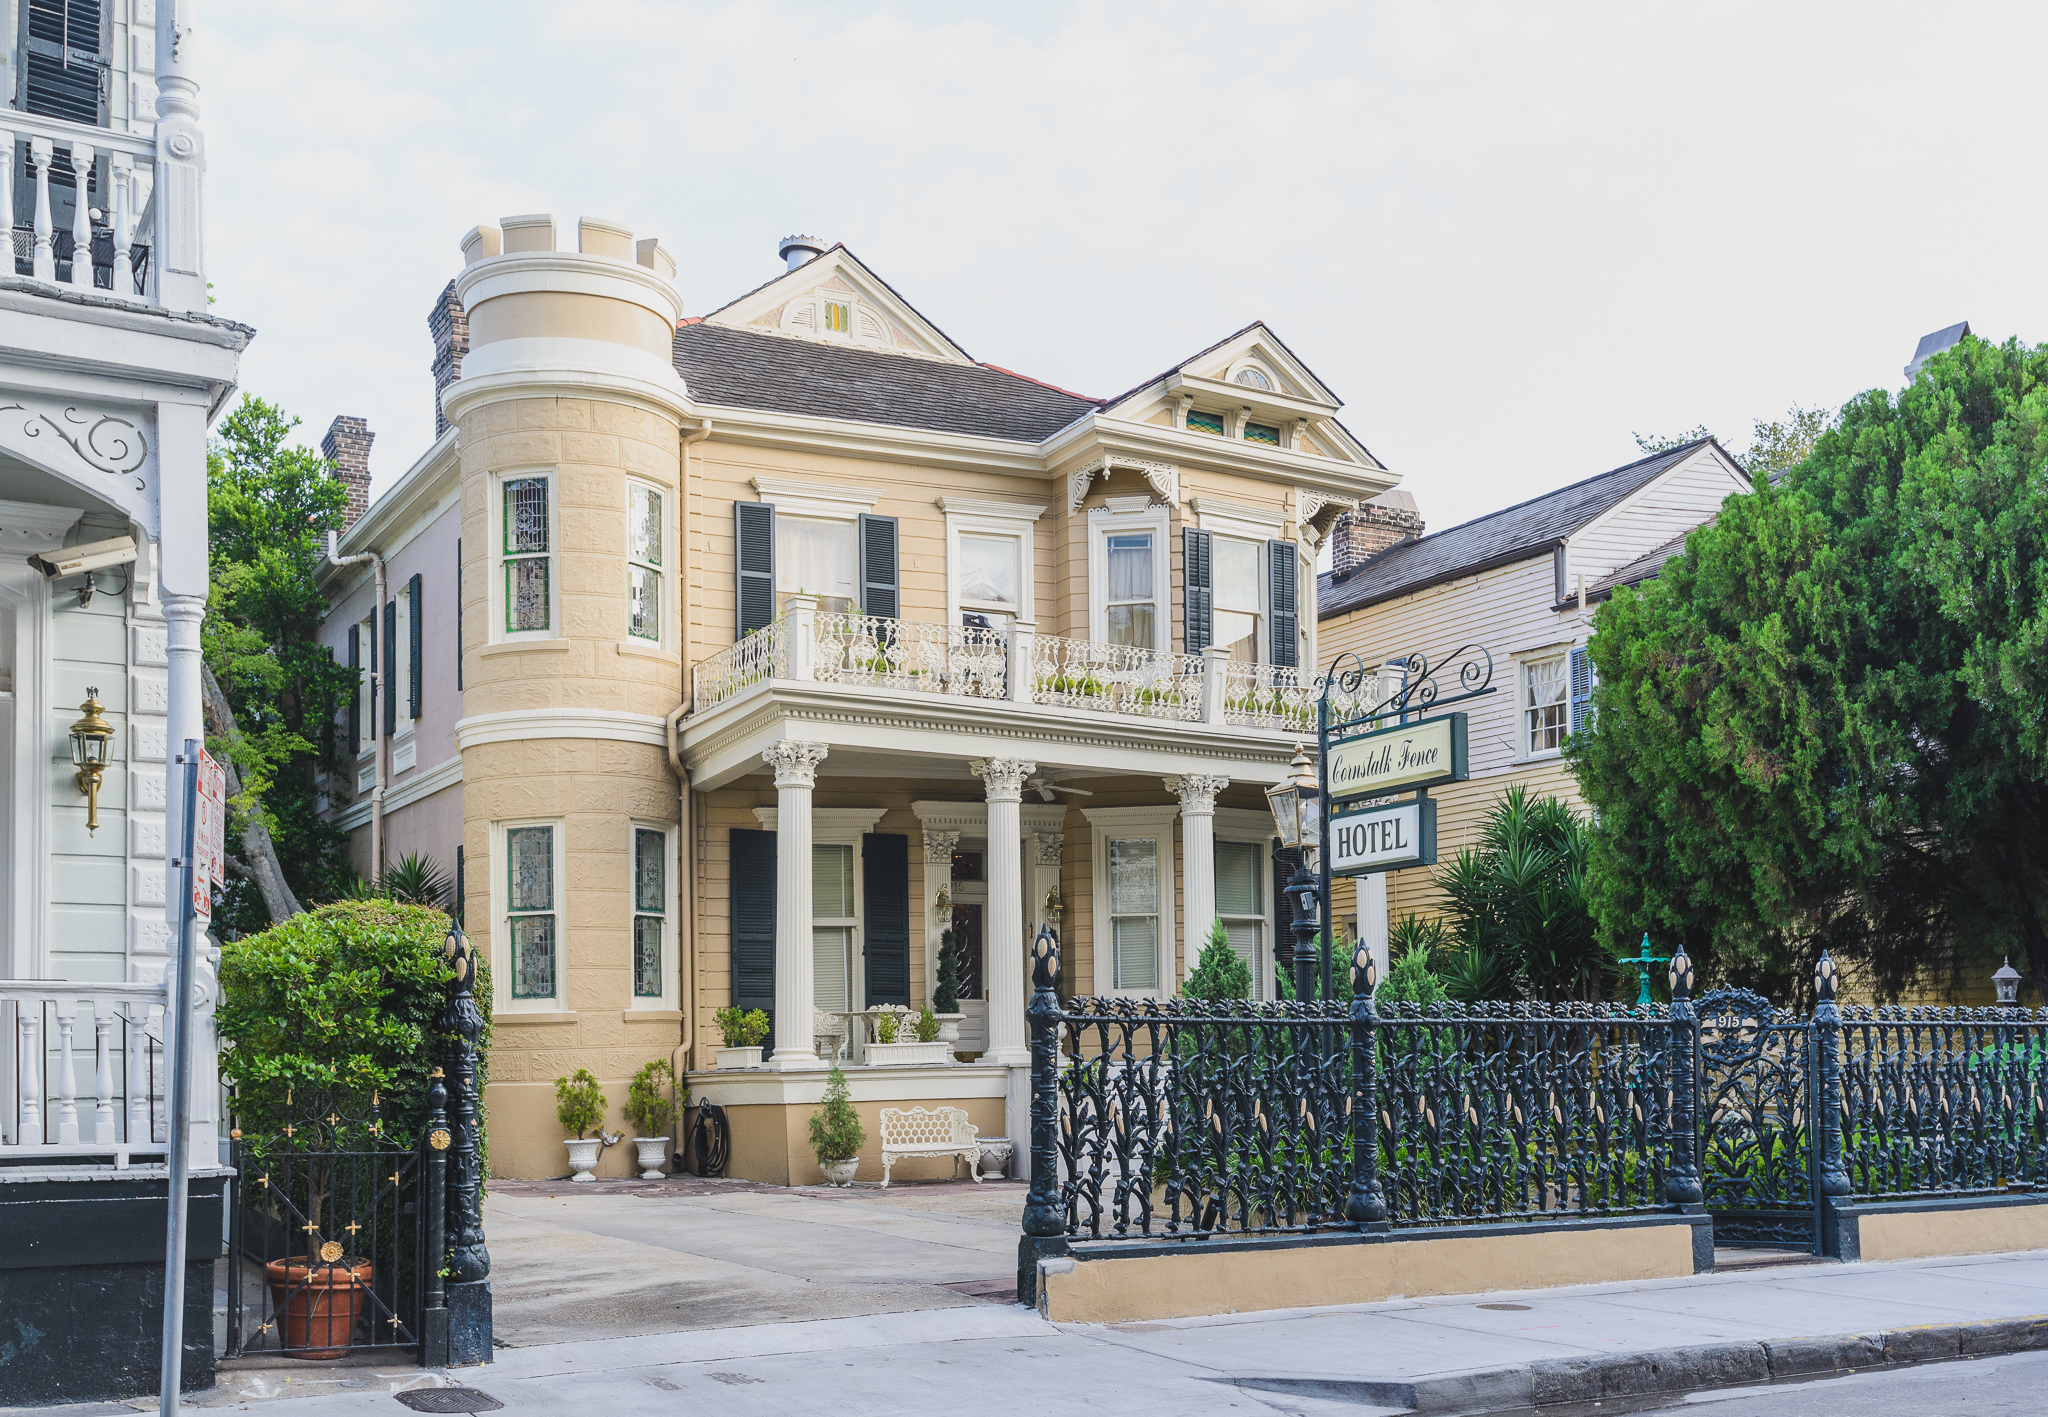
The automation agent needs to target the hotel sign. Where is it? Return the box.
[1329,799,1437,876]
[1326,713,1468,802]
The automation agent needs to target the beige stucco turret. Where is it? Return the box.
[441,216,689,1178]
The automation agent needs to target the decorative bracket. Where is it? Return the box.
[1068,454,1180,513]
[1295,486,1355,546]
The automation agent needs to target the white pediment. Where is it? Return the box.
[706,247,974,364]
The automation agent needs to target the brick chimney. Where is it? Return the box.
[1331,491,1423,577]
[322,416,375,530]
[428,279,470,438]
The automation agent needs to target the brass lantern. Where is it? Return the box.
[69,689,114,835]
[1265,747,1322,869]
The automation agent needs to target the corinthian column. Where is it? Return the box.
[765,741,829,1069]
[972,759,1035,1068]
[1167,775,1229,989]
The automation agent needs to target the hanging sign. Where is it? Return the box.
[1328,798,1437,876]
[1326,712,1468,801]
[191,749,226,919]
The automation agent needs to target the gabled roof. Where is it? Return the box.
[672,321,1100,442]
[1318,438,1724,619]
[703,244,976,363]
[1584,526,1695,603]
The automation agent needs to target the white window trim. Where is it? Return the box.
[1515,648,1572,763]
[1190,496,1284,544]
[751,475,879,523]
[490,816,568,1014]
[1208,532,1271,666]
[628,820,679,1010]
[753,807,887,1015]
[1214,807,1278,1001]
[1086,502,1172,649]
[626,478,670,650]
[488,466,559,645]
[393,583,415,740]
[940,497,1043,630]
[1082,803,1179,998]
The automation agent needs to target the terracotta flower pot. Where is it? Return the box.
[264,1254,374,1359]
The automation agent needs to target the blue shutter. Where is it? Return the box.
[729,828,778,1053]
[383,599,398,736]
[1183,528,1213,655]
[858,513,899,621]
[407,572,423,720]
[735,501,776,638]
[862,833,910,1006]
[1267,540,1298,668]
[1569,645,1596,735]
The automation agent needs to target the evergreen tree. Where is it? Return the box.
[1183,919,1252,1001]
[933,927,961,1012]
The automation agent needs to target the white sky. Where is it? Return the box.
[205,0,2048,532]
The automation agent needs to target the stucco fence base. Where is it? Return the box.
[1025,1212,1714,1324]
[1830,1193,2048,1264]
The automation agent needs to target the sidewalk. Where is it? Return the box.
[16,1244,2048,1415]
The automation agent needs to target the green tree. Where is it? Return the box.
[1184,919,1253,1001]
[1633,425,1715,454]
[1741,404,1832,486]
[1572,335,2048,1002]
[205,396,357,932]
[1432,786,1608,1002]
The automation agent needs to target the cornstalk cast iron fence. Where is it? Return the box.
[225,928,491,1367]
[1021,931,2048,1279]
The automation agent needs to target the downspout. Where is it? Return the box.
[326,529,387,881]
[669,418,711,1100]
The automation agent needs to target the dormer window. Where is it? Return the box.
[1244,422,1281,446]
[1186,410,1226,437]
[1233,367,1273,390]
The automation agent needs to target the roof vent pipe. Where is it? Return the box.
[778,234,827,271]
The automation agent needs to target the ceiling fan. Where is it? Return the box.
[1029,776,1094,803]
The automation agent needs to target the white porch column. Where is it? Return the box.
[153,0,208,313]
[922,829,959,1008]
[765,741,829,1069]
[973,757,1035,1169]
[1361,871,1390,983]
[1168,775,1229,981]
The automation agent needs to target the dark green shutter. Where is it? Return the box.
[366,616,377,741]
[24,0,104,126]
[383,599,398,735]
[735,501,776,637]
[407,572,423,719]
[1273,846,1297,980]
[346,626,360,752]
[729,828,778,1050]
[862,833,910,1006]
[858,513,899,620]
[1184,527,1213,654]
[1268,540,1298,668]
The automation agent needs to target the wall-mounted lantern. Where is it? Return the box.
[1995,957,2022,1006]
[68,689,114,835]
[1042,884,1063,932]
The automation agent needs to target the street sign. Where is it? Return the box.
[1328,797,1437,876]
[192,750,225,919]
[1327,712,1468,802]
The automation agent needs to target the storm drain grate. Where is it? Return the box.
[1476,1303,1532,1311]
[395,1389,505,1413]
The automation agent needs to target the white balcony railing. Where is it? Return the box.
[2,979,170,1157]
[0,111,158,300]
[693,604,1336,735]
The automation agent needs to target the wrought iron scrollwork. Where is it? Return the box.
[1695,988,1815,1240]
[1322,643,1494,734]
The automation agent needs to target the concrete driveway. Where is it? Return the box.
[480,1175,1026,1345]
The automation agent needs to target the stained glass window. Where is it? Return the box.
[630,484,662,566]
[633,828,666,998]
[1244,422,1281,446]
[506,824,556,999]
[824,300,852,334]
[503,477,551,633]
[1234,367,1272,389]
[626,482,663,642]
[1186,410,1225,436]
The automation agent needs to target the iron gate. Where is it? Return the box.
[1696,988,1821,1252]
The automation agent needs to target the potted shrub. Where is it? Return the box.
[626,1058,683,1179]
[930,927,965,1044]
[865,1004,951,1066]
[215,900,478,1361]
[556,1069,606,1180]
[714,1005,771,1067]
[808,1065,866,1185]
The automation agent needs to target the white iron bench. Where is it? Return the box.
[878,1105,981,1187]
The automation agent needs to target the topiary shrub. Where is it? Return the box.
[217,899,461,1152]
[555,1069,605,1139]
[626,1058,682,1137]
[933,927,961,1013]
[808,1065,866,1165]
[1184,919,1252,1001]
[714,1005,770,1048]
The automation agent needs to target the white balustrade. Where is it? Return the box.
[1,980,170,1157]
[811,611,1010,699]
[0,112,158,299]
[1029,632,1205,722]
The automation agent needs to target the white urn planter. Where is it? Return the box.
[865,1041,952,1066]
[933,1013,964,1044]
[717,1046,765,1069]
[564,1137,601,1182]
[633,1137,669,1179]
[820,1158,860,1187]
[976,1137,1014,1180]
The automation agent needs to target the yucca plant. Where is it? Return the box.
[380,853,451,908]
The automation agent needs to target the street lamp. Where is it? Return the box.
[68,688,114,836]
[1266,747,1325,999]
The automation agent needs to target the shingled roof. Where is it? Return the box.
[1584,525,1695,602]
[1318,439,1719,619]
[672,322,1101,442]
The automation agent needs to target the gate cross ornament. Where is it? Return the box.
[1625,933,1672,1009]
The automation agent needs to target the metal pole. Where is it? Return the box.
[1344,944,1388,1228]
[158,740,200,1415]
[1019,927,1065,1306]
[1664,947,1703,1209]
[1812,952,1851,1256]
[421,1071,451,1366]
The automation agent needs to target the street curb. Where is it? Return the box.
[1217,1312,2048,1413]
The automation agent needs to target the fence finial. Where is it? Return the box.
[1814,951,1838,1004]
[1351,943,1376,998]
[1668,946,1694,1002]
[1031,924,1059,991]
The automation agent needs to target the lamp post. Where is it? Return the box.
[68,688,115,835]
[1266,747,1324,1000]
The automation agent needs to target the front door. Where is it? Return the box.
[952,903,987,1056]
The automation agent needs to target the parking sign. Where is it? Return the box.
[192,750,226,918]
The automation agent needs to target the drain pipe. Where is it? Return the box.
[327,529,387,880]
[666,702,694,1076]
